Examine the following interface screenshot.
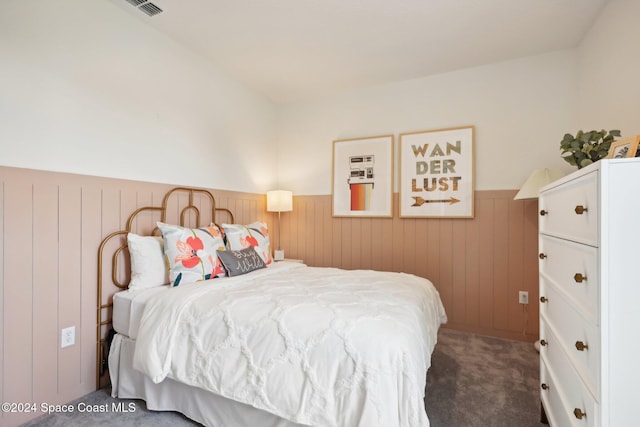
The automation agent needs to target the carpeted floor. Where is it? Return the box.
[424,328,541,427]
[22,328,541,427]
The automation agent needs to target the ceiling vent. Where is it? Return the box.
[139,3,162,16]
[124,0,163,17]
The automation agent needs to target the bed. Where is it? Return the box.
[97,187,447,427]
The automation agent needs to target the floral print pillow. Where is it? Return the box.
[157,222,227,286]
[221,222,272,265]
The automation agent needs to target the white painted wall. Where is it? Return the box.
[277,0,640,196]
[1,0,635,198]
[577,0,640,136]
[277,51,579,195]
[0,0,277,193]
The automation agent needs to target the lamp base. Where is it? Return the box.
[274,250,285,261]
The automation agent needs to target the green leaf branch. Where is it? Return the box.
[560,129,621,169]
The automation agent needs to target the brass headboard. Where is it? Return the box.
[96,187,233,389]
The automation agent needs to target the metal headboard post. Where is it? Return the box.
[96,206,162,389]
[96,187,234,389]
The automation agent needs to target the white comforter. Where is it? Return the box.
[133,262,447,427]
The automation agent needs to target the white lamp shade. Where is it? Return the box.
[514,169,565,200]
[266,190,293,212]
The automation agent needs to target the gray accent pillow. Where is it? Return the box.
[216,247,266,277]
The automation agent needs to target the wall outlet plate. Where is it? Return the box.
[518,291,529,305]
[61,326,75,348]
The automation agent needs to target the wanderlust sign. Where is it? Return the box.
[399,126,474,218]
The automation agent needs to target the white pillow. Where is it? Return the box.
[127,233,169,290]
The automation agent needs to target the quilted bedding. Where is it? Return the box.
[133,262,447,427]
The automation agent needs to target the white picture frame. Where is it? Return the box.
[332,135,394,217]
[399,126,474,218]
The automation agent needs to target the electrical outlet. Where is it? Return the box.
[519,291,529,305]
[61,326,75,348]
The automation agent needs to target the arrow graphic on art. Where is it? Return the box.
[411,196,460,206]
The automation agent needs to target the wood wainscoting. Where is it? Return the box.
[276,191,540,343]
[0,165,538,426]
[0,166,266,427]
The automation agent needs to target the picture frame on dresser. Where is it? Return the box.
[606,135,640,159]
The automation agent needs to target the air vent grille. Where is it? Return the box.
[124,0,163,17]
[139,3,163,16]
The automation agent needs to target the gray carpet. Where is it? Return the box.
[22,328,541,427]
[424,328,541,427]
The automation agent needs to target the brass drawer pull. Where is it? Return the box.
[540,209,548,216]
[574,408,586,419]
[574,205,588,215]
[539,253,547,260]
[540,296,548,303]
[574,273,587,283]
[541,383,549,390]
[540,339,548,347]
[575,341,589,351]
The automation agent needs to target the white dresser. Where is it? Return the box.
[538,158,640,427]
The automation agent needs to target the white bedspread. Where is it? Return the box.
[133,262,447,427]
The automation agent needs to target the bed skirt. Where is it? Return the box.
[109,333,307,427]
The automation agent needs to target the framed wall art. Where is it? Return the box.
[332,135,393,217]
[606,135,640,159]
[399,126,474,218]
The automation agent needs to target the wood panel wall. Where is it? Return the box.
[0,166,265,427]
[0,166,539,426]
[278,191,540,342]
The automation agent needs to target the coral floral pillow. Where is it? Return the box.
[157,222,227,286]
[221,222,272,265]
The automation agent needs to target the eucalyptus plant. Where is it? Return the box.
[560,129,621,169]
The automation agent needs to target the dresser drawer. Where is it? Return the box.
[540,283,599,396]
[541,359,574,427]
[539,170,598,246]
[540,324,598,427]
[539,234,599,321]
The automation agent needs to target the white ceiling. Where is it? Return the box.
[108,0,609,104]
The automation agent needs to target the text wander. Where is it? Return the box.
[410,140,462,206]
